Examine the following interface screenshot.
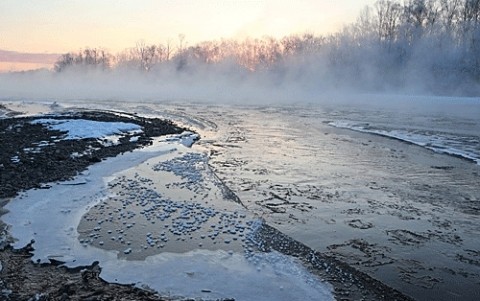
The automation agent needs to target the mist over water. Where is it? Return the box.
[0,67,310,104]
[0,60,478,106]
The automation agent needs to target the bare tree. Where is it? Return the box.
[375,0,403,44]
[132,41,158,71]
[440,0,461,31]
[54,48,111,72]
[54,53,75,72]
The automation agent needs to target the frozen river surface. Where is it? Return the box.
[2,96,480,300]
[125,96,479,300]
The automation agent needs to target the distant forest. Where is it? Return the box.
[54,0,480,96]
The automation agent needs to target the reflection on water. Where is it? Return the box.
[52,98,480,300]
[78,149,252,260]
[119,100,480,301]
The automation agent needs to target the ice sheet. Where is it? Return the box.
[329,120,480,165]
[3,142,178,263]
[2,133,333,301]
[100,249,334,301]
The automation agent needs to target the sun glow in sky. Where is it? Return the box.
[1,0,376,54]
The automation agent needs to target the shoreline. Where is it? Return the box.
[0,108,191,300]
[0,105,413,300]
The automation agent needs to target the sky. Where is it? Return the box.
[1,0,376,55]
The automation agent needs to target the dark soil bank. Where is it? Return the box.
[0,244,169,301]
[0,110,186,199]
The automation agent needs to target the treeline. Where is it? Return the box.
[54,0,480,95]
[54,35,321,73]
[335,0,480,93]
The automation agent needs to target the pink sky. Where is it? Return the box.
[0,0,376,71]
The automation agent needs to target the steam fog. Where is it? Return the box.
[1,0,480,105]
[2,3,480,301]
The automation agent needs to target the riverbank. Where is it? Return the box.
[0,103,412,300]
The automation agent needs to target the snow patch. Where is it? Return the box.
[162,131,200,147]
[30,118,142,140]
[129,136,140,143]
